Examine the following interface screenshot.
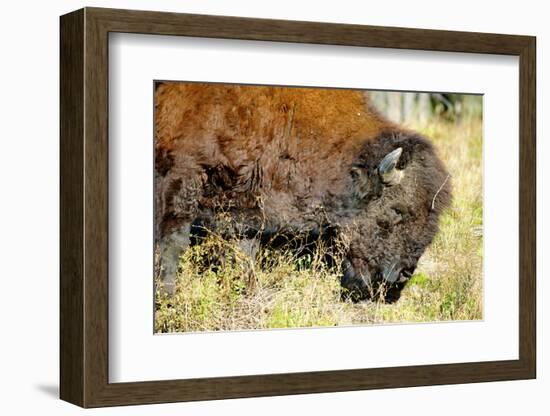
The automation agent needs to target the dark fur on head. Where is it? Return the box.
[341,131,451,302]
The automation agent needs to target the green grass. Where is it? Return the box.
[155,112,483,333]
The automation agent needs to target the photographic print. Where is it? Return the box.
[60,9,535,406]
[154,82,482,333]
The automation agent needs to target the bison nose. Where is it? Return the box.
[340,259,374,302]
[381,259,402,284]
[341,259,360,288]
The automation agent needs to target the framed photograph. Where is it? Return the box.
[60,7,536,408]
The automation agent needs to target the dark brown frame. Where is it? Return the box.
[60,7,536,408]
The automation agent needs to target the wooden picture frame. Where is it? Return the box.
[60,7,536,408]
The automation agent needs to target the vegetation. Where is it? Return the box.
[155,94,483,333]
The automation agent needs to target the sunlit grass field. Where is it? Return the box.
[155,101,483,333]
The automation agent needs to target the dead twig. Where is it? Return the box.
[431,174,450,211]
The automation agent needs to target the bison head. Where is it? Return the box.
[341,132,451,303]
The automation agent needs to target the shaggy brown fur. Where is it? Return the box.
[155,82,451,302]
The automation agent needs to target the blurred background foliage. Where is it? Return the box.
[369,91,483,125]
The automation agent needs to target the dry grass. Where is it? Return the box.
[155,108,483,333]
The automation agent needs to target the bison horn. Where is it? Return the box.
[378,147,403,185]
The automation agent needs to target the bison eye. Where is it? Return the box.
[378,147,404,186]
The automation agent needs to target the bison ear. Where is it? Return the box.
[350,165,370,199]
[350,166,364,180]
[378,147,404,186]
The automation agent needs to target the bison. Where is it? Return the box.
[155,82,451,302]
